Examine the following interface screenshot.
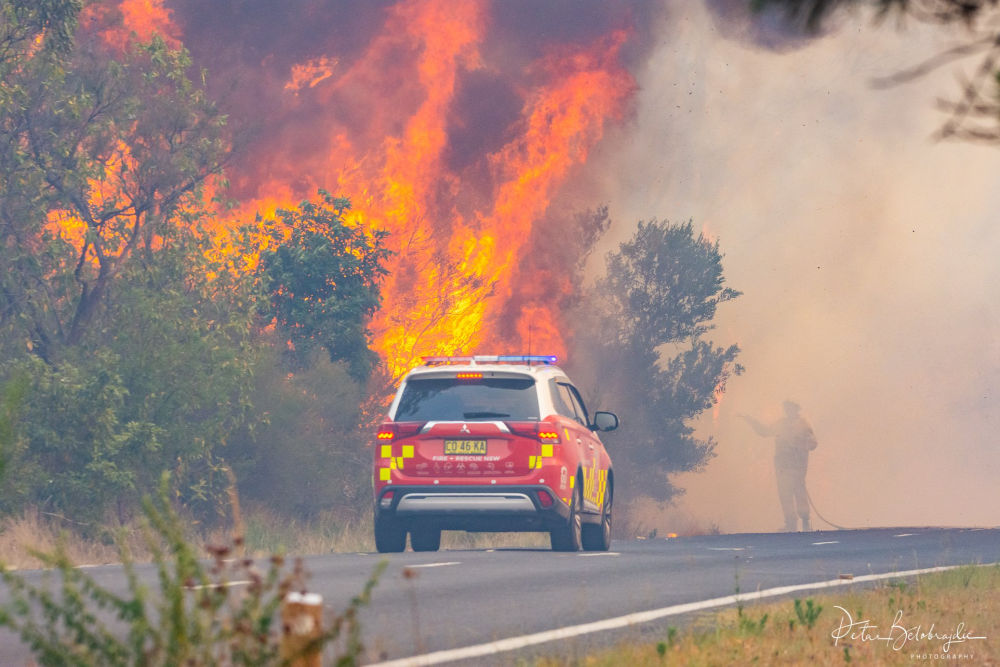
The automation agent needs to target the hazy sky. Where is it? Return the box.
[597,3,1000,532]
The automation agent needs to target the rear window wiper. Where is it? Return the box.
[463,411,511,419]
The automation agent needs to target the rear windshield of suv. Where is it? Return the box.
[394,377,539,421]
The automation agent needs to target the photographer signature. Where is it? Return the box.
[831,606,987,653]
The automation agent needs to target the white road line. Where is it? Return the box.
[894,533,915,538]
[185,580,252,591]
[706,547,745,551]
[405,562,461,569]
[811,541,839,546]
[577,552,620,557]
[367,563,994,667]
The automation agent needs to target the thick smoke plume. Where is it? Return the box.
[599,3,1000,531]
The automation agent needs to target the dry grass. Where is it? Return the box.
[0,505,366,570]
[0,508,152,569]
[535,563,1000,666]
[620,497,720,539]
[238,504,373,556]
[0,505,553,570]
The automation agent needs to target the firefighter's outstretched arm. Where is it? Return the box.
[739,414,773,437]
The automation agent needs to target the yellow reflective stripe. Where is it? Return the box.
[402,445,414,458]
[395,457,404,468]
[389,458,397,470]
[379,468,391,481]
[569,476,575,488]
[380,445,392,459]
[532,444,553,471]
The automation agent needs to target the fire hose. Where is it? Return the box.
[806,485,850,530]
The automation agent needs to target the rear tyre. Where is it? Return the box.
[410,528,441,552]
[550,482,582,552]
[374,515,406,553]
[582,482,612,551]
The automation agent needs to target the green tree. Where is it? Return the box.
[97,213,256,521]
[256,191,390,381]
[1,219,256,524]
[0,373,28,482]
[0,0,82,361]
[572,220,742,503]
[228,343,370,518]
[601,221,741,351]
[5,354,161,523]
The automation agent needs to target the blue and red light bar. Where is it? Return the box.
[421,354,558,366]
[496,355,558,364]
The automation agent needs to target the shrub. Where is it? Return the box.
[0,474,383,665]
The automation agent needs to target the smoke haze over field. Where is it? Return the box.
[599,3,1000,531]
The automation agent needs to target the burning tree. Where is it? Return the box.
[0,0,254,522]
[1,32,228,359]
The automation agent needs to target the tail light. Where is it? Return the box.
[375,422,424,443]
[537,430,560,444]
[537,490,554,507]
[506,422,562,443]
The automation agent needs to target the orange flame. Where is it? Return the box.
[86,0,181,50]
[44,140,144,262]
[285,57,339,93]
[88,0,638,377]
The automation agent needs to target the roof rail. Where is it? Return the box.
[420,354,558,366]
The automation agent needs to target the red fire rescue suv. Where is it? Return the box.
[372,355,619,552]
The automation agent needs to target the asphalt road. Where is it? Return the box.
[0,526,997,665]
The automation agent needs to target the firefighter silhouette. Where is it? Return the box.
[741,401,818,532]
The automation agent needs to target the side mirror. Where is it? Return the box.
[592,411,619,433]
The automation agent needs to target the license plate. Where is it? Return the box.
[443,439,487,455]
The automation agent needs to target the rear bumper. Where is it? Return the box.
[375,485,570,532]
